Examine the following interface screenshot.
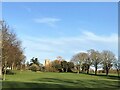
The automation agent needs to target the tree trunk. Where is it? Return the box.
[20,64,22,71]
[87,65,90,74]
[79,64,81,72]
[11,62,14,70]
[82,68,84,72]
[3,60,7,80]
[95,66,97,75]
[87,69,89,74]
[3,67,6,80]
[106,67,109,76]
[66,68,68,72]
[0,66,2,76]
[117,69,120,77]
[106,70,108,76]
[77,66,80,74]
[0,61,2,75]
[62,68,63,72]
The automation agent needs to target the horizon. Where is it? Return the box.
[2,2,118,64]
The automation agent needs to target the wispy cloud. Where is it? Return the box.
[82,31,118,43]
[21,31,118,63]
[33,17,61,27]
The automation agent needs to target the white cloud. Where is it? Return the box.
[21,31,118,64]
[82,31,118,43]
[33,17,61,27]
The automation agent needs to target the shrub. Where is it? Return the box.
[29,64,40,72]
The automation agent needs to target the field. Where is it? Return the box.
[2,71,120,89]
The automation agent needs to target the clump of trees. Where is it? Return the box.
[71,49,118,76]
[45,56,74,72]
[1,21,26,80]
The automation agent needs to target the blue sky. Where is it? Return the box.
[3,2,118,64]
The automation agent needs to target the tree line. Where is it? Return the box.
[26,56,74,73]
[71,49,120,76]
[26,53,120,78]
[0,21,26,80]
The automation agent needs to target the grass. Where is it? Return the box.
[2,70,120,89]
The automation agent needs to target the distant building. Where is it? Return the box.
[44,59,51,66]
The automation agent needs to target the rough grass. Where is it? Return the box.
[2,70,120,89]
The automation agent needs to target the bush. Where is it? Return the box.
[29,64,40,72]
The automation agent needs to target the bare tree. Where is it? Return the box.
[88,49,102,75]
[71,52,89,74]
[71,54,81,74]
[2,21,25,80]
[79,52,90,74]
[101,50,116,76]
[114,57,120,77]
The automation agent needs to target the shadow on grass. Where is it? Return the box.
[2,81,68,88]
[2,79,119,89]
[80,73,120,87]
[86,73,120,80]
[33,77,119,88]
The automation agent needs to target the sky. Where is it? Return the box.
[2,2,118,64]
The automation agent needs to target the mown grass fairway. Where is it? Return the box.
[2,71,120,89]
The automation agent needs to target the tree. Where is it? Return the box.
[29,57,43,72]
[81,63,89,73]
[26,61,30,70]
[71,52,89,74]
[81,53,91,74]
[20,54,26,70]
[114,57,120,77]
[30,57,39,66]
[88,49,101,75]
[67,62,74,72]
[61,61,68,72]
[0,21,2,75]
[29,64,40,72]
[71,52,90,73]
[57,56,63,61]
[70,54,80,73]
[51,60,62,72]
[2,21,25,80]
[101,50,116,76]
